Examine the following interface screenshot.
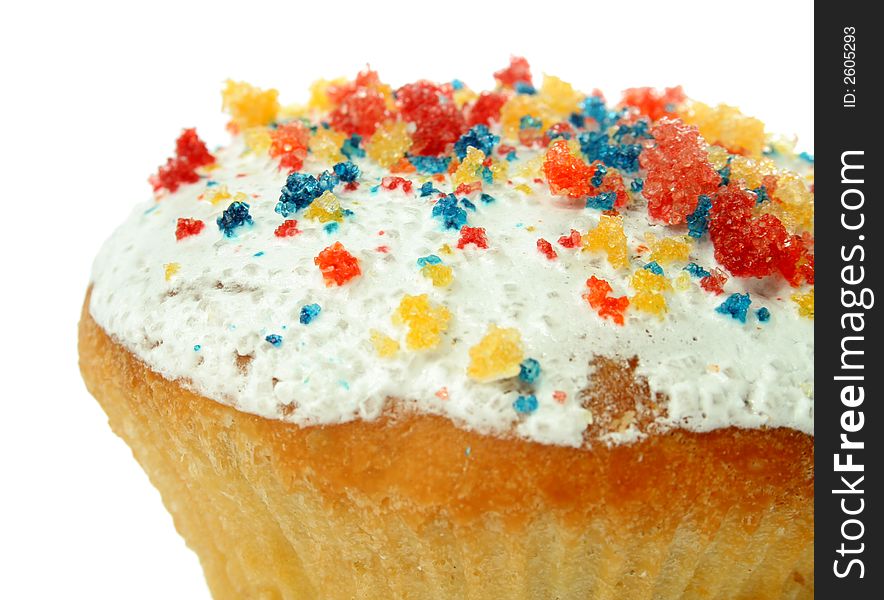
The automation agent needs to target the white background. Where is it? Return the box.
[1,1,811,598]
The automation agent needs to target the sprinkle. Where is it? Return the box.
[513,394,539,414]
[274,219,301,238]
[333,161,360,182]
[686,194,713,238]
[193,344,201,352]
[277,172,322,217]
[480,193,496,204]
[299,303,322,325]
[408,155,451,174]
[552,390,567,404]
[222,80,279,129]
[314,242,361,286]
[369,329,400,358]
[150,129,214,193]
[467,325,524,382]
[756,307,771,322]
[420,181,441,197]
[558,229,582,248]
[583,215,628,269]
[417,254,443,267]
[684,262,710,278]
[585,192,617,210]
[421,264,454,287]
[175,218,205,241]
[519,358,541,383]
[393,294,452,351]
[454,124,499,160]
[584,276,629,325]
[457,226,488,249]
[716,292,752,323]
[436,387,450,400]
[536,238,558,260]
[791,289,814,319]
[253,251,264,257]
[432,194,468,230]
[154,265,182,289]
[341,134,366,159]
[304,191,344,223]
[265,334,283,347]
[643,261,664,276]
[380,176,414,194]
[217,201,253,237]
[631,178,644,192]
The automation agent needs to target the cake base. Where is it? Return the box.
[78,294,813,599]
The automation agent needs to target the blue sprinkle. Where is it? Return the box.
[143,204,159,215]
[205,180,219,187]
[342,208,355,217]
[581,96,621,129]
[480,193,496,204]
[513,394,539,415]
[193,344,201,352]
[798,151,814,163]
[591,163,607,188]
[505,150,517,162]
[631,178,644,192]
[519,358,541,384]
[338,379,350,390]
[643,261,664,276]
[408,155,451,174]
[417,254,442,267]
[461,198,477,211]
[756,307,771,322]
[277,173,322,217]
[684,263,711,278]
[253,251,265,257]
[217,201,253,237]
[514,82,537,95]
[481,166,493,185]
[420,181,441,197]
[324,222,339,234]
[519,115,542,130]
[299,303,322,325]
[318,170,339,191]
[333,161,360,182]
[569,112,586,128]
[586,192,616,210]
[432,194,468,230]
[265,334,283,347]
[545,126,572,142]
[577,130,642,173]
[451,79,465,90]
[718,164,731,186]
[341,134,365,159]
[752,185,770,205]
[716,293,752,323]
[454,124,499,160]
[686,195,713,238]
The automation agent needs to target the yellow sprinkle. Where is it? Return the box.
[164,263,180,281]
[467,325,524,382]
[421,264,454,287]
[646,234,693,266]
[438,243,453,255]
[525,225,536,232]
[679,100,765,157]
[453,147,486,186]
[674,271,692,291]
[792,289,814,319]
[369,329,400,358]
[307,78,347,112]
[514,183,533,195]
[392,295,451,351]
[366,121,413,168]
[309,128,346,164]
[221,80,279,130]
[242,127,272,155]
[453,87,478,109]
[629,270,672,318]
[303,191,343,223]
[583,215,629,269]
[206,185,232,206]
[539,74,584,118]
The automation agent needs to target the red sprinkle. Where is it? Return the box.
[457,226,488,249]
[558,229,582,248]
[175,218,205,241]
[274,219,301,238]
[583,276,629,325]
[455,181,482,195]
[536,238,558,260]
[314,242,361,286]
[380,176,414,194]
[552,390,567,404]
[493,56,533,88]
[466,91,508,126]
[700,268,729,295]
[149,129,214,193]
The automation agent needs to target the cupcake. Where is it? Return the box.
[79,57,814,599]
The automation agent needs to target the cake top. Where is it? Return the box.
[89,58,814,447]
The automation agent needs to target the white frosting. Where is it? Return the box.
[89,138,814,447]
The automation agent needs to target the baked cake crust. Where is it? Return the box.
[79,292,812,599]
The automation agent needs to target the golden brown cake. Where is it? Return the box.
[80,58,814,599]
